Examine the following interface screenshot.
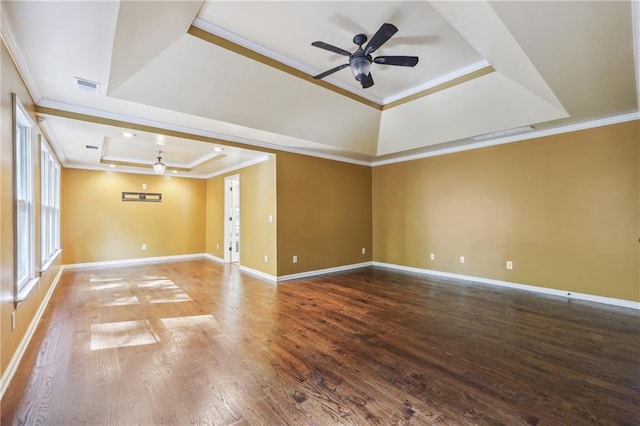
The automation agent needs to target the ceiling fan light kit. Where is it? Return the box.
[312,23,419,89]
[153,150,166,175]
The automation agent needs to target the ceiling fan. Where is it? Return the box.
[311,23,419,89]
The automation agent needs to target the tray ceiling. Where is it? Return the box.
[2,0,638,177]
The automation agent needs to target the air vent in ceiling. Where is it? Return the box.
[86,145,99,150]
[74,77,101,94]
[472,125,533,141]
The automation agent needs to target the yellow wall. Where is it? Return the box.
[373,121,640,302]
[61,169,206,264]
[205,174,225,258]
[276,152,372,275]
[1,43,62,377]
[206,156,277,276]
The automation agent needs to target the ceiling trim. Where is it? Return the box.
[0,2,42,103]
[188,21,495,112]
[201,154,271,179]
[74,153,271,180]
[372,112,640,167]
[38,117,68,166]
[381,64,494,110]
[192,17,382,105]
[382,60,491,104]
[187,24,383,111]
[37,102,639,173]
[100,158,192,173]
[35,101,373,166]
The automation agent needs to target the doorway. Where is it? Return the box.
[224,174,240,263]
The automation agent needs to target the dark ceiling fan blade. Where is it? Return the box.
[361,72,374,89]
[311,41,352,57]
[364,23,398,55]
[313,63,350,80]
[374,56,419,67]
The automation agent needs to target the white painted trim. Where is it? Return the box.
[0,3,42,103]
[38,121,67,167]
[239,265,277,282]
[0,265,64,400]
[277,261,373,281]
[203,253,225,263]
[191,18,382,105]
[40,100,638,171]
[64,158,273,181]
[382,60,491,105]
[63,253,205,270]
[202,154,271,179]
[36,99,372,168]
[373,262,640,310]
[372,112,640,167]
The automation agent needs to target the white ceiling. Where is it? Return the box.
[2,0,638,177]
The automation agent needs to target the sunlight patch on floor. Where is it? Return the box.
[90,320,159,351]
[136,277,192,304]
[89,276,128,291]
[160,315,217,329]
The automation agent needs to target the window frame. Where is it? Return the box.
[40,137,61,270]
[13,94,38,301]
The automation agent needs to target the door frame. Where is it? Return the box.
[224,174,240,263]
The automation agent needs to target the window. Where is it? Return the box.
[14,94,36,299]
[41,140,60,267]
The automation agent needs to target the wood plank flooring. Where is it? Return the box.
[1,259,639,425]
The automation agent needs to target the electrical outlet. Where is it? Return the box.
[264,255,268,263]
[11,312,16,330]
[216,243,220,250]
[430,253,435,260]
[362,247,366,254]
[142,183,147,190]
[141,244,147,251]
[506,261,513,270]
[268,215,273,223]
[293,255,298,264]
[460,256,465,264]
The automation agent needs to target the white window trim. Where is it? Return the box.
[13,94,38,302]
[40,138,61,269]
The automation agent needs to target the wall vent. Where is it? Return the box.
[471,125,533,141]
[85,145,99,150]
[74,77,101,94]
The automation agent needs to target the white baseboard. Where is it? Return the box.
[203,256,373,283]
[202,253,277,282]
[63,253,205,269]
[373,262,640,310]
[277,261,373,281]
[0,265,64,400]
[239,265,277,282]
[203,253,225,264]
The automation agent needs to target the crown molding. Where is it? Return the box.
[372,112,640,167]
[190,18,494,112]
[201,154,271,179]
[35,100,640,173]
[0,2,41,103]
[192,17,383,106]
[35,100,373,167]
[38,118,68,167]
[382,60,491,105]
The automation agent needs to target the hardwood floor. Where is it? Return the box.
[2,259,639,425]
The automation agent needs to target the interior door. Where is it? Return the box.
[224,175,240,263]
